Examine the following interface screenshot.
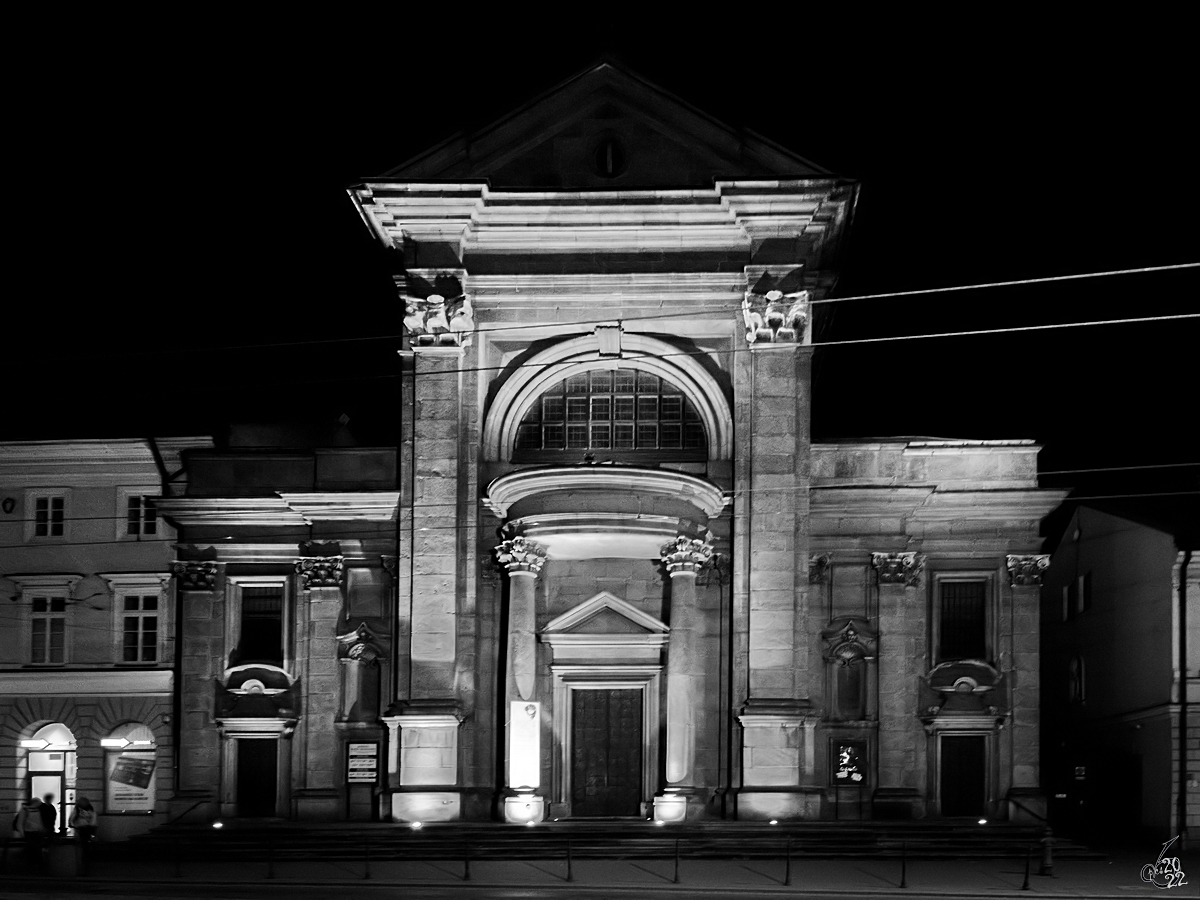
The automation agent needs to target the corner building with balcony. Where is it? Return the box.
[161,62,1067,825]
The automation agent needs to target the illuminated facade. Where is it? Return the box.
[151,62,1067,824]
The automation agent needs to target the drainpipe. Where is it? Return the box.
[1179,548,1191,846]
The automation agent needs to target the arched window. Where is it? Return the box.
[514,368,707,462]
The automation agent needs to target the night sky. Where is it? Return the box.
[8,21,1197,533]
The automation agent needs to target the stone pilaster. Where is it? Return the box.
[495,537,547,823]
[171,561,224,811]
[1005,555,1049,819]
[292,556,345,819]
[405,344,464,705]
[872,552,927,818]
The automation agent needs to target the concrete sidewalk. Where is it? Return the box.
[0,843,1182,898]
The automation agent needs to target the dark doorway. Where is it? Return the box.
[237,739,278,817]
[571,689,642,817]
[940,735,986,817]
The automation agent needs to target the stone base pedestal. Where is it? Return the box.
[293,788,341,821]
[872,787,926,820]
[652,788,689,823]
[391,790,462,822]
[736,788,823,820]
[503,789,545,824]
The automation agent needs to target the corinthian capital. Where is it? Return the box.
[1006,554,1051,586]
[871,551,924,587]
[741,289,810,345]
[495,537,547,575]
[398,277,474,348]
[660,535,715,574]
[171,561,218,591]
[295,556,345,589]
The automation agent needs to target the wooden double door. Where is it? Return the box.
[571,689,643,817]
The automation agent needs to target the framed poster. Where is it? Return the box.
[832,740,867,785]
[106,750,157,812]
[347,742,379,784]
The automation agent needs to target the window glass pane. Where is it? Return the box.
[638,424,658,446]
[566,398,588,421]
[33,597,47,613]
[543,397,564,421]
[566,424,588,449]
[50,598,66,612]
[614,396,635,421]
[143,596,158,611]
[661,423,682,448]
[589,370,612,391]
[591,396,611,420]
[637,397,658,420]
[661,396,682,420]
[614,424,635,449]
[590,424,611,448]
[684,423,706,449]
[565,373,589,393]
[125,596,139,611]
[32,620,46,662]
[637,371,658,392]
[543,424,564,449]
[613,370,636,392]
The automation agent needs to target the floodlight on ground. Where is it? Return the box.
[410,821,423,830]
[212,821,223,829]
[978,818,988,825]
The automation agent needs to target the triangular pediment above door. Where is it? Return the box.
[543,591,668,636]
[384,61,830,188]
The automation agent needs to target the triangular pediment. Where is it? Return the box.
[385,61,829,189]
[543,591,668,635]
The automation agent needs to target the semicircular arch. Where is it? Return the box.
[483,333,732,462]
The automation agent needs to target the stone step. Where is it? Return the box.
[119,820,1103,861]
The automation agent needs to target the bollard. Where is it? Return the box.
[1021,843,1032,891]
[1039,827,1054,876]
[463,843,470,881]
[899,841,907,889]
[364,838,371,880]
[784,836,792,886]
[674,838,680,884]
[566,839,573,882]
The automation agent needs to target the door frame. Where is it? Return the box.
[217,717,295,818]
[934,729,995,818]
[550,665,661,817]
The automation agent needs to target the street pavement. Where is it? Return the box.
[0,842,1188,900]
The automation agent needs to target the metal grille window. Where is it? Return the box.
[31,597,66,664]
[938,580,987,661]
[34,497,65,537]
[126,496,157,536]
[239,586,284,667]
[515,369,706,457]
[121,595,158,662]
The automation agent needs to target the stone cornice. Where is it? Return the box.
[484,468,727,519]
[156,492,399,526]
[0,669,172,696]
[351,180,853,259]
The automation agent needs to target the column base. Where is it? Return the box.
[652,788,690,823]
[503,789,545,824]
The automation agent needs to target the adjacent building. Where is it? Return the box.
[1041,505,1198,842]
[0,438,209,840]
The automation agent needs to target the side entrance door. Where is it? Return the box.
[571,689,642,817]
[940,734,986,817]
[236,739,278,817]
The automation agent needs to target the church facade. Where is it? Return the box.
[157,63,1065,824]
